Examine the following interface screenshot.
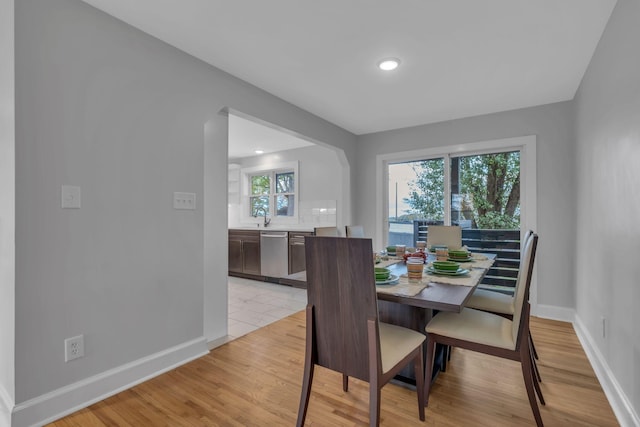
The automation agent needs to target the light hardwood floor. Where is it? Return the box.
[48,313,618,426]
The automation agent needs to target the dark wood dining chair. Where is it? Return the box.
[345,225,365,237]
[296,236,426,427]
[313,226,340,236]
[424,234,544,426]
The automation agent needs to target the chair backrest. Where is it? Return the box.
[345,225,365,238]
[304,236,378,382]
[426,225,462,250]
[521,230,533,260]
[502,229,534,314]
[511,233,538,346]
[314,226,340,236]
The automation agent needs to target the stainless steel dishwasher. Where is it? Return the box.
[260,231,289,279]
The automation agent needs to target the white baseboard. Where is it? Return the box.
[532,303,576,322]
[11,337,209,427]
[534,304,639,426]
[573,315,640,427]
[0,384,12,427]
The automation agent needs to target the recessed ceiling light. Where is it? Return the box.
[255,149,264,154]
[378,58,400,71]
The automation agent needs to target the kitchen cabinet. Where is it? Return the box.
[228,229,262,278]
[288,231,312,274]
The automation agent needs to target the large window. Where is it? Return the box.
[388,150,520,245]
[243,162,298,221]
[378,136,536,297]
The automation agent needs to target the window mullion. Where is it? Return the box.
[269,171,276,216]
[443,154,452,226]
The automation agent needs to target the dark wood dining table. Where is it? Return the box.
[281,253,496,383]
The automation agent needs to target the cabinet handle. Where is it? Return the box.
[290,242,305,246]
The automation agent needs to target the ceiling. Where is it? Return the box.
[82,0,616,137]
[228,114,314,161]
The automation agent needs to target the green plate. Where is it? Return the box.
[376,274,399,285]
[426,267,470,276]
[447,256,473,262]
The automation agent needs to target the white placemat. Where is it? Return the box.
[376,258,403,268]
[444,253,494,270]
[375,275,427,296]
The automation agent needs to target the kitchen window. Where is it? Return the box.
[242,162,299,222]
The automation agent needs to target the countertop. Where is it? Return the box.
[229,226,316,233]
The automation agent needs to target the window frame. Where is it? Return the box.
[241,161,299,224]
[375,135,537,303]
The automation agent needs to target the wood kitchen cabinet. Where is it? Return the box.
[288,231,313,274]
[228,229,262,278]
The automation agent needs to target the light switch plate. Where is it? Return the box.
[62,185,81,209]
[173,192,196,210]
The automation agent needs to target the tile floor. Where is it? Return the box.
[210,276,307,348]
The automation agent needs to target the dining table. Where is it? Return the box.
[280,251,496,384]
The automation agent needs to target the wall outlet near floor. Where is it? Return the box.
[64,335,85,362]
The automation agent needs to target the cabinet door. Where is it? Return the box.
[288,232,312,274]
[242,240,261,275]
[289,241,306,274]
[229,239,243,273]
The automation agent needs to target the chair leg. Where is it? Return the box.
[297,307,316,427]
[531,347,542,383]
[424,337,436,407]
[441,345,448,372]
[530,331,539,360]
[531,360,546,406]
[414,348,425,421]
[343,374,349,392]
[296,359,314,427]
[369,382,381,427]
[521,344,544,426]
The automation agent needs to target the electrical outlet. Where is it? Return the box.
[64,335,85,362]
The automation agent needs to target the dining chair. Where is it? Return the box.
[313,226,340,236]
[465,230,542,381]
[425,225,462,250]
[345,225,365,238]
[296,236,426,427]
[424,234,544,426]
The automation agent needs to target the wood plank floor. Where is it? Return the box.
[48,313,619,426]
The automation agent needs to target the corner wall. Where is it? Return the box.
[573,0,640,424]
[355,101,576,310]
[13,0,356,425]
[0,0,15,425]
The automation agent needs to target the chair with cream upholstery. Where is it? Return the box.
[465,230,542,381]
[425,225,462,250]
[313,226,340,236]
[297,236,426,427]
[424,234,544,426]
[345,225,365,238]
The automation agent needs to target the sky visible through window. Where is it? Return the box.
[388,162,416,219]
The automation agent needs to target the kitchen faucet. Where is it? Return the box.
[253,207,271,227]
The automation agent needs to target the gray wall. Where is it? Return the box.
[355,102,576,309]
[12,0,356,416]
[229,145,344,228]
[574,0,640,420]
[0,0,15,419]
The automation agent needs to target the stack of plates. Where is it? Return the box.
[427,261,470,276]
[374,267,399,285]
[448,250,472,262]
[375,267,391,281]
